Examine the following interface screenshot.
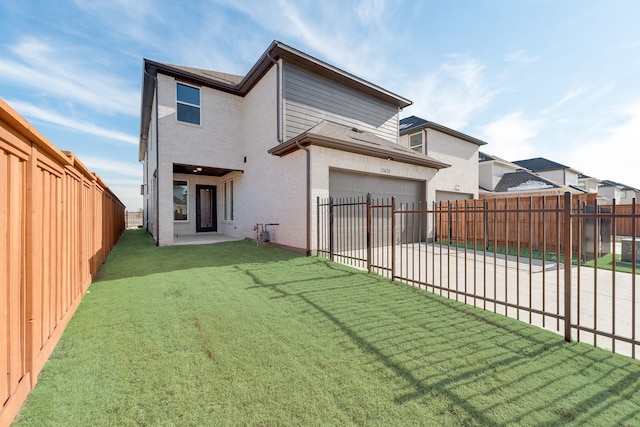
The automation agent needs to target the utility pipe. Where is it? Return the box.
[296,140,311,256]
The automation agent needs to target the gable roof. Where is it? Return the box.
[512,157,573,172]
[493,170,560,192]
[478,151,521,168]
[399,115,487,146]
[268,121,450,169]
[599,179,640,192]
[140,40,413,160]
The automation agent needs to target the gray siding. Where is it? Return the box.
[283,62,399,142]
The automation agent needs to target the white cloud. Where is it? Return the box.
[478,112,541,161]
[504,50,538,65]
[571,101,640,189]
[0,38,138,116]
[406,55,501,129]
[107,183,144,211]
[7,99,137,144]
[541,87,587,114]
[76,155,142,177]
[356,0,387,25]
[209,0,389,82]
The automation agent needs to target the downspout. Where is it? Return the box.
[268,52,310,255]
[266,53,283,144]
[154,74,160,246]
[296,140,311,256]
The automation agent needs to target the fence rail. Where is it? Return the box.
[317,193,639,361]
[1,100,125,426]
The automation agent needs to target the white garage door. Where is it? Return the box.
[329,169,425,206]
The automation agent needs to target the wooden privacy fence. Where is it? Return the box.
[601,204,640,238]
[1,99,125,426]
[435,194,599,256]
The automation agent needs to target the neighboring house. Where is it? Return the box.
[512,157,582,187]
[398,115,486,202]
[478,152,586,197]
[577,174,601,193]
[598,180,640,204]
[478,152,521,194]
[139,41,450,253]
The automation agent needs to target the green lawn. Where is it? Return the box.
[13,230,640,426]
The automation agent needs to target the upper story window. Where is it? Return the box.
[176,83,201,125]
[409,132,423,154]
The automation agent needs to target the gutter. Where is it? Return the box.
[154,73,160,246]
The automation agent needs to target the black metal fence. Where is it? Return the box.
[317,194,639,359]
[125,209,143,229]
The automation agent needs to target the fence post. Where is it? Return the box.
[366,193,372,273]
[329,196,334,261]
[483,200,488,250]
[563,191,572,342]
[391,196,396,281]
[316,196,320,258]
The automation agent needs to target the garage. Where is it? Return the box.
[329,169,426,206]
[329,169,427,245]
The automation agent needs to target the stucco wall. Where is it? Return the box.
[155,73,244,245]
[241,63,308,250]
[142,88,158,240]
[425,129,479,202]
[399,128,480,202]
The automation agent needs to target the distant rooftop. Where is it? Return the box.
[494,171,559,193]
[478,151,517,165]
[399,115,486,146]
[599,179,640,192]
[512,157,570,172]
[399,115,428,131]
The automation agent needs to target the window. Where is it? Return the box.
[224,179,234,221]
[173,180,188,221]
[409,132,423,153]
[176,83,200,125]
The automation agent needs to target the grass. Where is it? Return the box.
[438,239,639,274]
[580,252,638,274]
[13,230,640,426]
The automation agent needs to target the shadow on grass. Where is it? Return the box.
[86,229,640,425]
[237,258,640,426]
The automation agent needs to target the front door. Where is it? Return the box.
[196,185,217,232]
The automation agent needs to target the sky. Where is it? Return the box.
[1,0,639,210]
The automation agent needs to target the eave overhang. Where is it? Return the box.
[401,120,487,146]
[269,127,450,170]
[139,41,413,160]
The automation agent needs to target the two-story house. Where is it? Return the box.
[478,152,585,197]
[598,180,640,204]
[139,41,450,253]
[398,116,486,202]
[512,157,582,187]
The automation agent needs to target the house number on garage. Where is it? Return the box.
[380,168,391,174]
